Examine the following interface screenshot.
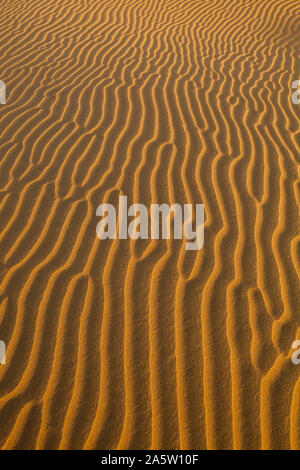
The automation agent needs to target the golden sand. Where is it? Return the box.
[0,0,299,449]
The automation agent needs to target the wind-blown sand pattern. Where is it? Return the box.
[0,0,299,450]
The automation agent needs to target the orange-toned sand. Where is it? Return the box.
[0,0,299,450]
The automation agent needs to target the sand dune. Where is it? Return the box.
[0,0,299,450]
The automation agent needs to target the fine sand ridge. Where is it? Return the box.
[0,0,299,449]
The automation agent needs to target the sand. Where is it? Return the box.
[0,0,299,450]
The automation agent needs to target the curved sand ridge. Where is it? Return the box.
[0,0,299,449]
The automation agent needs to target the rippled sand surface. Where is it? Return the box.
[0,0,299,449]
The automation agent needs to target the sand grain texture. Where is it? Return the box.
[0,0,300,449]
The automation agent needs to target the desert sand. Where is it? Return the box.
[0,0,299,450]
